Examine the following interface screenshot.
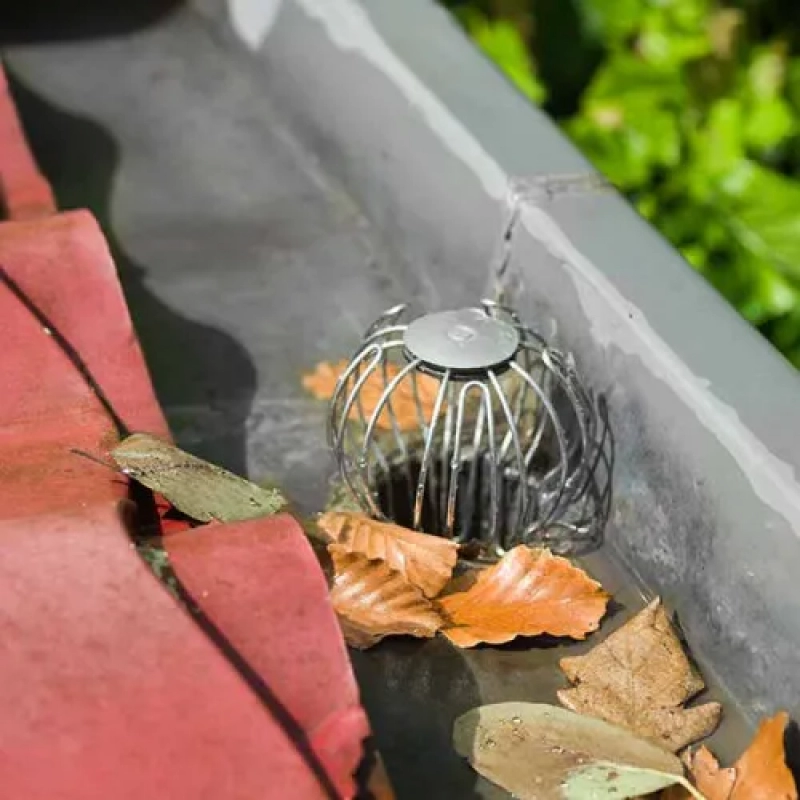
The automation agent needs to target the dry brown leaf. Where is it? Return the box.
[328,545,443,649]
[437,545,610,648]
[660,747,735,800]
[557,597,722,752]
[660,712,797,800]
[686,747,736,800]
[301,359,440,431]
[317,510,458,598]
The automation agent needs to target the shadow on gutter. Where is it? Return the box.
[4,67,257,477]
[1,0,184,44]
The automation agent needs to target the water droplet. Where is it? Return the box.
[511,716,521,724]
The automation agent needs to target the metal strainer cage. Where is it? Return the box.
[327,299,610,558]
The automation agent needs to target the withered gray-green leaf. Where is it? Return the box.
[453,702,688,800]
[564,762,707,799]
[112,433,287,523]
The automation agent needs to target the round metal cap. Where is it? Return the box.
[403,308,520,373]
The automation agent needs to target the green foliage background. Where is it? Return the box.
[441,0,800,367]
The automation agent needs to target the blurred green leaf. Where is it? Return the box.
[746,44,787,100]
[724,162,800,283]
[578,0,647,44]
[786,57,800,110]
[744,97,795,151]
[583,52,687,104]
[690,98,745,190]
[442,0,800,366]
[459,9,547,103]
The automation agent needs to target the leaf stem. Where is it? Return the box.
[677,776,709,800]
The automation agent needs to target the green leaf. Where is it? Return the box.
[637,23,710,68]
[680,243,709,270]
[662,0,712,32]
[452,702,689,800]
[111,433,288,523]
[744,97,795,151]
[578,0,648,44]
[689,98,744,191]
[570,53,685,189]
[565,762,707,799]
[583,53,687,106]
[755,267,800,318]
[566,116,652,188]
[724,162,800,283]
[459,10,546,104]
[746,44,787,100]
[786,56,800,111]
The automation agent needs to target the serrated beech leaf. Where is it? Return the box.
[328,546,443,649]
[438,545,609,647]
[301,359,440,431]
[317,511,458,598]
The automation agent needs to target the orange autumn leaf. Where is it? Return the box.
[317,510,458,598]
[328,545,443,650]
[731,712,797,799]
[437,545,609,648]
[661,712,797,800]
[302,359,440,431]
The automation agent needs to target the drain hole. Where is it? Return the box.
[374,456,529,548]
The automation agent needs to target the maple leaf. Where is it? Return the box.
[317,510,458,598]
[557,597,722,752]
[437,545,609,648]
[301,359,440,431]
[328,545,443,649]
[662,712,798,800]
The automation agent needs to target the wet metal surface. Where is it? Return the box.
[351,551,752,798]
[2,5,755,797]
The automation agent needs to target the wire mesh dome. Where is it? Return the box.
[327,300,611,559]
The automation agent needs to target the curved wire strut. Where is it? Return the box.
[328,302,610,560]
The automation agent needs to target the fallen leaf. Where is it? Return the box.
[328,545,443,649]
[558,597,722,752]
[566,763,708,799]
[437,545,609,647]
[111,433,287,523]
[660,748,735,800]
[663,712,797,800]
[360,750,396,800]
[731,712,797,799]
[453,702,700,800]
[317,511,458,598]
[302,359,440,431]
